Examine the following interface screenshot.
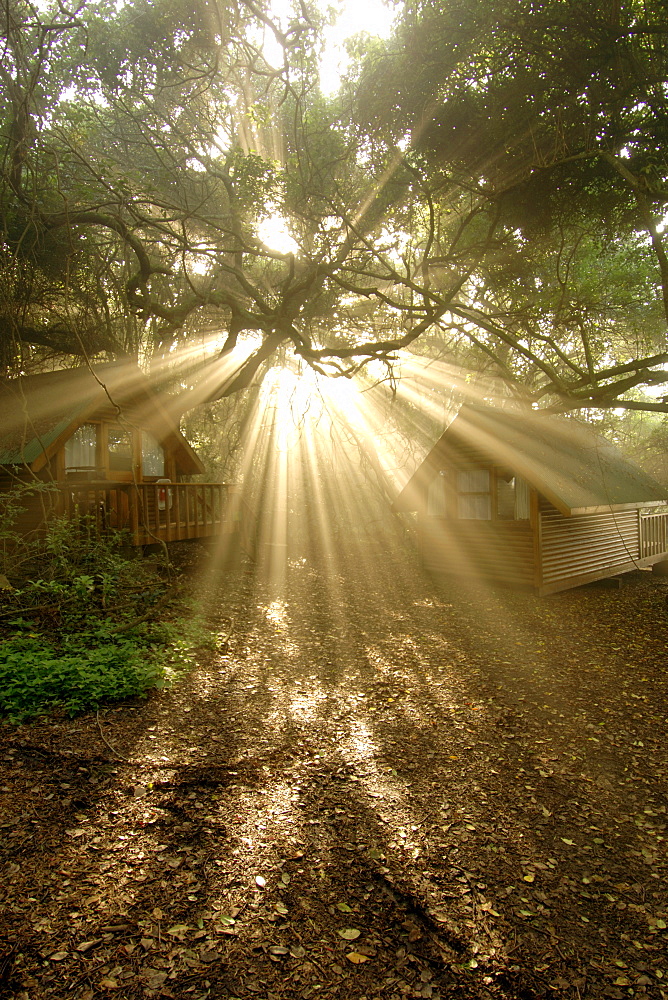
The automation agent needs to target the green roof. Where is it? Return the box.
[0,370,103,467]
[0,362,204,474]
[395,404,668,516]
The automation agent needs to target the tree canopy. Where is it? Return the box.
[2,0,668,413]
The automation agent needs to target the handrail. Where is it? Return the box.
[55,482,238,545]
[639,509,668,559]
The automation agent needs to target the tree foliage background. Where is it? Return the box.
[2,0,668,420]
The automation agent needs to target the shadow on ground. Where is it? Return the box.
[1,537,667,1000]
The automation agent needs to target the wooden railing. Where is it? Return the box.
[55,482,249,548]
[639,509,668,559]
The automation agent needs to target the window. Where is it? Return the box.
[496,476,516,519]
[496,474,530,520]
[65,424,97,470]
[427,471,448,516]
[456,469,491,520]
[108,426,133,471]
[141,431,165,477]
[441,468,531,521]
[514,477,530,520]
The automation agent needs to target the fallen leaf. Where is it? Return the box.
[76,940,102,953]
[346,951,370,964]
[355,945,377,957]
[336,902,353,913]
[166,924,190,938]
[144,971,167,988]
[338,928,361,941]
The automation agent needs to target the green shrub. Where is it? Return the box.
[0,503,213,722]
[0,633,161,721]
[0,612,214,722]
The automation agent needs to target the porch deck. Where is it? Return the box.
[639,509,668,559]
[56,482,253,551]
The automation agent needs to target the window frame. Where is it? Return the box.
[64,422,100,475]
[141,430,165,478]
[430,465,531,522]
[455,468,492,520]
[62,418,177,484]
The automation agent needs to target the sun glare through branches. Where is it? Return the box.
[171,336,507,608]
[262,0,399,93]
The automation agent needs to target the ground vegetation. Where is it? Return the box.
[0,490,213,720]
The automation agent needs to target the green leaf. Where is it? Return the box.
[166,924,190,937]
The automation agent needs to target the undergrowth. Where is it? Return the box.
[0,486,214,722]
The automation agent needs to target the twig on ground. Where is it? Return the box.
[96,710,130,761]
[366,863,466,954]
[291,928,330,979]
[66,959,109,991]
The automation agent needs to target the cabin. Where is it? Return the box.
[393,403,668,595]
[0,362,246,549]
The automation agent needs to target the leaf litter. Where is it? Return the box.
[0,545,667,1000]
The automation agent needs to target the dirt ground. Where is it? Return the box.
[1,535,668,1000]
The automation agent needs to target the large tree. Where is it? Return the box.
[353,0,668,411]
[2,0,668,414]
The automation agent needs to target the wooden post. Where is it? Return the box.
[173,484,182,541]
[187,485,192,537]
[129,486,140,545]
[164,482,172,543]
[531,490,542,593]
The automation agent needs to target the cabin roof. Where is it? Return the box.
[394,403,668,516]
[0,362,205,475]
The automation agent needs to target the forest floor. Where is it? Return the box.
[1,532,668,1000]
